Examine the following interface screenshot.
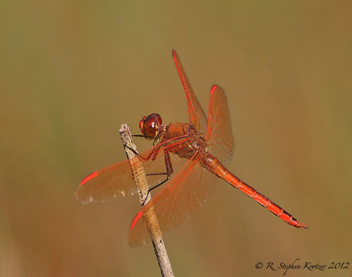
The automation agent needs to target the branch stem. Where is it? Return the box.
[119,124,174,277]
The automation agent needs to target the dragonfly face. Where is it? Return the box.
[139,113,163,140]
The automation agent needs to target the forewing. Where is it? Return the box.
[205,85,234,165]
[172,50,207,134]
[129,153,218,247]
[75,136,190,204]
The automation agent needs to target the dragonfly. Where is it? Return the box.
[76,50,308,247]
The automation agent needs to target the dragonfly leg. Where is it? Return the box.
[124,144,162,162]
[142,151,174,206]
[124,144,176,206]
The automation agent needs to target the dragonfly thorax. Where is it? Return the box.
[185,124,208,153]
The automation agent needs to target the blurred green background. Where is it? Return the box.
[1,1,351,276]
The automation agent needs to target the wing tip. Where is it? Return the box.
[130,211,143,230]
[129,211,149,248]
[210,85,225,95]
[172,49,178,63]
[210,85,217,94]
[80,172,98,186]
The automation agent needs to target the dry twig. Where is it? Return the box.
[119,124,174,277]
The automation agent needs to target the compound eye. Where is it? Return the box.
[139,116,147,135]
[139,113,162,140]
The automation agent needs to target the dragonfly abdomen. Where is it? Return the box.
[202,154,308,229]
[226,172,308,229]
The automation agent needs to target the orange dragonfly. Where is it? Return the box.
[76,50,308,247]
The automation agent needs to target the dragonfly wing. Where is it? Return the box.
[205,85,235,165]
[76,161,138,204]
[129,153,218,247]
[172,50,207,134]
[75,137,189,204]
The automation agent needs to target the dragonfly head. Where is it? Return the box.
[139,113,163,140]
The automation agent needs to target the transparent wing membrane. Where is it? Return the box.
[206,85,235,165]
[75,136,190,204]
[129,153,219,247]
[172,50,207,134]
